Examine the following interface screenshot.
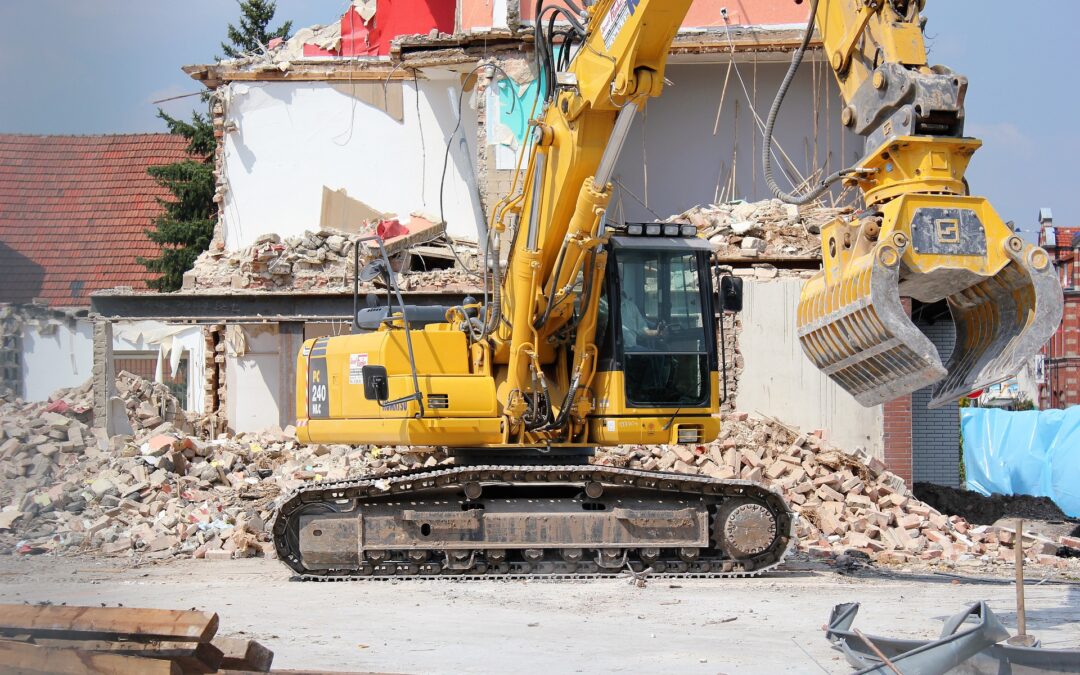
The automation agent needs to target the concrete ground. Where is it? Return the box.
[0,557,1077,674]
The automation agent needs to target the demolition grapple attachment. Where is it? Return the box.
[798,192,1062,409]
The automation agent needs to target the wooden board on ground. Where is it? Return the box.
[0,639,180,675]
[0,605,219,643]
[211,637,273,672]
[32,638,224,673]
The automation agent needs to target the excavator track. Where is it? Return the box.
[272,464,795,580]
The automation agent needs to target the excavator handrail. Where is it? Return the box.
[351,234,426,419]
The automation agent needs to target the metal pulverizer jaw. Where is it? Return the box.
[797,194,1063,409]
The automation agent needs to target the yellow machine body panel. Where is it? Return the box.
[296,329,503,446]
[587,370,720,446]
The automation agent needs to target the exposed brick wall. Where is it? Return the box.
[912,316,960,487]
[883,394,912,485]
[1042,293,1080,409]
[882,298,914,484]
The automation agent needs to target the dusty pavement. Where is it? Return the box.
[0,558,1077,674]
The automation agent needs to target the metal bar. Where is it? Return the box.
[527,151,547,251]
[1015,517,1026,638]
[356,235,425,419]
[854,629,904,675]
[595,101,639,187]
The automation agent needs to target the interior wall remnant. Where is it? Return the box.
[611,62,856,223]
[225,324,290,433]
[735,277,884,457]
[220,76,483,249]
[21,316,94,402]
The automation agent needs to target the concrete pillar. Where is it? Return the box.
[92,319,115,429]
[278,322,304,428]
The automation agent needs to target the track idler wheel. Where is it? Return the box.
[716,499,779,561]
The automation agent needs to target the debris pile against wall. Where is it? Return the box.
[0,375,450,560]
[594,414,1080,571]
[669,199,848,258]
[183,227,479,294]
[185,230,359,292]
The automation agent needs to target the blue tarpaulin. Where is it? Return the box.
[961,407,1080,517]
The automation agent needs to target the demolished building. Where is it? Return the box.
[0,0,966,487]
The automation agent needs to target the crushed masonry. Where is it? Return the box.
[2,376,1078,574]
[176,197,831,296]
[667,199,848,259]
[182,221,480,294]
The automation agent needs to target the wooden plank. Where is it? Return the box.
[0,605,218,643]
[0,639,180,675]
[380,217,447,257]
[32,639,223,674]
[212,637,274,672]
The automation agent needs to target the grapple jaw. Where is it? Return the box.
[797,195,1063,409]
[932,240,1063,407]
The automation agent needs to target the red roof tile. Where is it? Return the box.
[0,133,192,308]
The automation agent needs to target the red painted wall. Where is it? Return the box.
[512,0,809,28]
[304,0,456,58]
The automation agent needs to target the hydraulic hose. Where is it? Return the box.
[761,0,851,205]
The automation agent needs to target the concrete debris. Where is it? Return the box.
[183,222,478,294]
[3,377,1075,573]
[0,375,453,561]
[593,413,1080,573]
[668,198,849,258]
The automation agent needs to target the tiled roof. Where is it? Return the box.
[0,134,192,308]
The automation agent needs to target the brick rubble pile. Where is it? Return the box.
[184,229,479,293]
[668,198,848,258]
[595,413,1080,571]
[3,378,1076,571]
[0,375,449,561]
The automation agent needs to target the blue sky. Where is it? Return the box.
[0,1,1075,232]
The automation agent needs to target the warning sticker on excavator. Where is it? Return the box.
[349,353,368,385]
[601,0,636,50]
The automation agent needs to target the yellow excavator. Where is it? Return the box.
[273,0,1063,578]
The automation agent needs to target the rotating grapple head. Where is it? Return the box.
[798,193,1062,409]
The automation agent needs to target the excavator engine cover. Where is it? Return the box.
[797,194,1062,408]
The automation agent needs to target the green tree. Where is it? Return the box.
[138,111,216,292]
[221,0,293,58]
[141,0,292,290]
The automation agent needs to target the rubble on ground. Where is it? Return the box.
[594,413,1080,572]
[0,374,449,561]
[668,198,848,258]
[2,377,1077,573]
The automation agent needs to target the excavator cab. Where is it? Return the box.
[591,230,717,410]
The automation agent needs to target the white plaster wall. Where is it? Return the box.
[21,319,93,402]
[221,75,483,249]
[736,278,884,457]
[612,62,858,222]
[226,324,283,433]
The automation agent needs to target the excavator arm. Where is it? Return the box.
[481,0,696,441]
[771,0,1062,408]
